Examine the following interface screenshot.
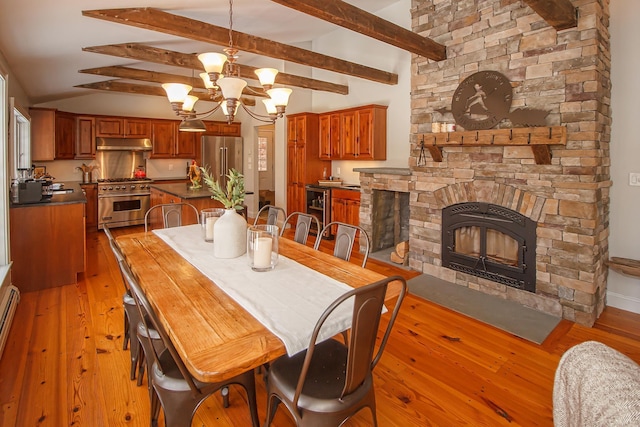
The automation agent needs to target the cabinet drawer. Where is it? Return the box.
[332,188,361,201]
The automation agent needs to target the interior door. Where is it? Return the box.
[257,124,275,208]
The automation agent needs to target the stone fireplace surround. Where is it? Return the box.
[355,0,611,327]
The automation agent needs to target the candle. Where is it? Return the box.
[205,216,217,241]
[253,236,273,269]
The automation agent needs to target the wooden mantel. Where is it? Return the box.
[422,126,567,165]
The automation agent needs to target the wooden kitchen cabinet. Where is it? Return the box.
[286,113,331,215]
[340,105,387,160]
[95,116,150,138]
[150,119,199,159]
[204,121,242,136]
[30,108,56,161]
[55,112,76,160]
[81,183,98,230]
[75,116,96,159]
[331,188,361,227]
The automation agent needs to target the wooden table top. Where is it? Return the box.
[116,230,396,383]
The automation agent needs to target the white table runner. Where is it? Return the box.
[153,224,354,356]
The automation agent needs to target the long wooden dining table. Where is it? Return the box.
[116,227,399,383]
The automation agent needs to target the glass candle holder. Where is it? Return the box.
[201,208,225,242]
[247,225,279,271]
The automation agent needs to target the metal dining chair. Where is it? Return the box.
[253,204,286,228]
[106,231,164,385]
[144,202,199,232]
[314,221,371,268]
[118,259,260,427]
[280,212,321,245]
[263,275,408,427]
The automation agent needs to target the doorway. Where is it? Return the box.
[257,124,275,209]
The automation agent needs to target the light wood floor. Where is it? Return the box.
[1,225,639,426]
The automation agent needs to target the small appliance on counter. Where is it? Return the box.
[13,180,48,204]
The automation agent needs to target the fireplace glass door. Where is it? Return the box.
[442,202,536,292]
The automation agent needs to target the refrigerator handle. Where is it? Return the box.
[224,147,228,174]
[219,147,225,179]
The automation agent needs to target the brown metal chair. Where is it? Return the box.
[280,212,320,245]
[107,230,163,385]
[119,259,260,427]
[253,204,286,228]
[144,202,200,232]
[314,221,371,267]
[263,275,408,427]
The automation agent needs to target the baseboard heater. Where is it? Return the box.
[0,285,20,360]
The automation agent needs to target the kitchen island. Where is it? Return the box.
[9,182,86,293]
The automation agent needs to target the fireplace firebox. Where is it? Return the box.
[442,202,537,292]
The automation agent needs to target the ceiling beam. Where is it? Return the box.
[75,80,256,106]
[522,0,577,31]
[82,8,398,85]
[269,0,446,61]
[79,65,267,96]
[82,43,349,95]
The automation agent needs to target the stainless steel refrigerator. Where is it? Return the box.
[201,136,243,186]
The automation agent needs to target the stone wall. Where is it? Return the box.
[408,0,611,326]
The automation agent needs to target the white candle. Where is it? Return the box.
[253,236,273,268]
[205,216,217,241]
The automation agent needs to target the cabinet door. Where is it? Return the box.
[340,110,357,160]
[30,108,56,161]
[125,118,151,138]
[95,117,124,137]
[355,109,373,159]
[150,120,176,158]
[81,184,98,230]
[330,113,341,159]
[176,130,198,159]
[345,199,361,226]
[319,114,331,159]
[286,143,298,215]
[221,123,241,136]
[55,113,76,159]
[75,116,95,159]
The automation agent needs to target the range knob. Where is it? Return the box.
[108,186,113,191]
[130,185,136,190]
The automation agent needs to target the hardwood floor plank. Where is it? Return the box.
[0,226,639,426]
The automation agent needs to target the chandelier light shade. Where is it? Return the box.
[164,0,292,130]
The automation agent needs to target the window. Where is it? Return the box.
[9,97,30,178]
[257,136,268,172]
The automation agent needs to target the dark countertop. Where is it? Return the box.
[306,183,361,191]
[352,167,411,176]
[150,182,213,199]
[10,181,87,208]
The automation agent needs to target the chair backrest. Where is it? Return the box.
[280,212,320,245]
[144,203,200,232]
[294,275,407,405]
[314,221,371,268]
[253,205,286,227]
[118,259,201,394]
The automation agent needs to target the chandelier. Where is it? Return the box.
[162,0,292,132]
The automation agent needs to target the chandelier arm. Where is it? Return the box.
[238,102,276,124]
[180,102,222,120]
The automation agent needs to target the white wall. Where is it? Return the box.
[608,0,640,313]
[311,0,411,185]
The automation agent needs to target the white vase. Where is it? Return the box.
[213,208,247,258]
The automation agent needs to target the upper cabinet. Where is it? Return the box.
[30,108,56,161]
[75,116,96,159]
[95,117,150,138]
[318,105,387,161]
[54,112,76,160]
[31,109,96,161]
[204,121,241,137]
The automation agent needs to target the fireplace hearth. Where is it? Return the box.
[442,202,537,293]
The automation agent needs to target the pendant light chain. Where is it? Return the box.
[228,0,234,50]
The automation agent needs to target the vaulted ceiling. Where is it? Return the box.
[0,0,576,106]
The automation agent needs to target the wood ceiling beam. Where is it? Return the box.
[269,0,446,61]
[82,8,398,85]
[82,43,349,95]
[522,0,577,31]
[75,80,256,106]
[79,65,267,96]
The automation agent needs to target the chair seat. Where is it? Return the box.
[123,292,136,306]
[151,349,214,393]
[267,339,373,410]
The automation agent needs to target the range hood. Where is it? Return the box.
[96,138,152,151]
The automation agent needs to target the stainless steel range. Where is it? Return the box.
[95,138,154,229]
[98,178,153,229]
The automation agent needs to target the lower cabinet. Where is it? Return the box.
[149,187,224,230]
[331,188,361,230]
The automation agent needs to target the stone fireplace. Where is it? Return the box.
[405,0,611,326]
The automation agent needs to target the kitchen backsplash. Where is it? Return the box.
[145,158,193,180]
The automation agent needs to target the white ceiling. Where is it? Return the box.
[0,0,399,104]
